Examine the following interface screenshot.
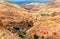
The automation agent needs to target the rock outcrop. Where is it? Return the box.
[26,1,60,39]
[0,27,22,39]
[0,1,33,39]
[0,1,33,28]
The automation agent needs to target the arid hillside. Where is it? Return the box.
[26,1,60,39]
[0,0,60,39]
[0,27,22,39]
[0,1,33,39]
[0,1,33,28]
[21,1,60,13]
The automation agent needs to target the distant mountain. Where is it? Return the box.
[20,1,60,13]
[6,0,53,4]
[13,1,52,4]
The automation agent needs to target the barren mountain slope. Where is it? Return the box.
[26,16,60,39]
[26,1,60,39]
[0,27,22,39]
[1,1,60,39]
[0,1,33,28]
[21,2,45,13]
[21,1,60,13]
[0,1,33,39]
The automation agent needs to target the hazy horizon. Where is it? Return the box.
[6,0,53,2]
[5,0,53,4]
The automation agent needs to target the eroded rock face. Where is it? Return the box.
[26,1,60,39]
[0,1,33,28]
[26,16,60,39]
[21,2,46,13]
[0,1,33,39]
[0,27,22,39]
[21,1,60,13]
[1,1,60,39]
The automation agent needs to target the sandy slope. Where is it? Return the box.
[0,27,22,39]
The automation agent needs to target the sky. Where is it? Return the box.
[5,0,53,2]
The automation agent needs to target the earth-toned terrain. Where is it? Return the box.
[0,27,22,39]
[25,1,60,39]
[0,0,60,39]
[21,1,60,39]
[0,1,33,39]
[21,1,60,13]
